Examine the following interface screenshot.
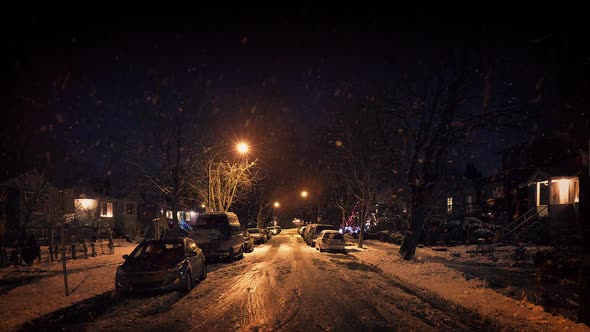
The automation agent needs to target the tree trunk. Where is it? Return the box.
[357,201,365,248]
[399,187,425,260]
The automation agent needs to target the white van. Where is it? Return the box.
[189,212,244,262]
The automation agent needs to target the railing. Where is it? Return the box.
[503,205,548,237]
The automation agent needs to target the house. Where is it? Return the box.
[498,136,582,244]
[0,169,74,245]
[73,190,156,239]
[500,168,580,243]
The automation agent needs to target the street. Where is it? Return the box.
[22,229,499,332]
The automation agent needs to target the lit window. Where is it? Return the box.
[165,210,173,219]
[100,202,113,217]
[126,203,136,215]
[447,197,453,214]
[550,178,579,205]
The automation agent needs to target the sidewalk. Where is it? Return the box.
[0,244,135,332]
[347,240,589,332]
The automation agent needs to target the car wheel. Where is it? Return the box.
[200,263,207,280]
[182,269,193,292]
[236,246,244,259]
[115,283,127,296]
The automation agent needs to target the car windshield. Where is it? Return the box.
[324,232,343,240]
[193,215,231,238]
[314,225,334,234]
[131,241,184,259]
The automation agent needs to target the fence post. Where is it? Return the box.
[70,244,76,260]
[83,242,88,259]
[108,232,114,255]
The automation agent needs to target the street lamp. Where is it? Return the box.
[273,201,280,226]
[236,142,249,155]
[300,191,308,198]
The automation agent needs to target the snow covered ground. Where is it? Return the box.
[347,240,588,332]
[0,235,588,331]
[0,244,135,331]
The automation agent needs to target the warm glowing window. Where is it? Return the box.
[126,203,136,215]
[76,198,98,210]
[550,178,579,205]
[100,202,113,217]
[447,197,453,214]
[165,210,173,219]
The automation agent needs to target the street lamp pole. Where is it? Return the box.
[273,201,280,226]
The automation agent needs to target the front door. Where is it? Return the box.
[536,181,549,216]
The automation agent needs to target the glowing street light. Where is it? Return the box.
[300,191,308,198]
[236,142,249,154]
[274,201,280,208]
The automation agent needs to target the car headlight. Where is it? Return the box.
[168,263,185,273]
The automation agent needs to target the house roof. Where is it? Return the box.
[519,167,578,188]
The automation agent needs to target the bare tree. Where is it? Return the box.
[208,158,259,212]
[128,71,210,231]
[392,50,518,260]
[11,169,52,236]
[320,101,390,248]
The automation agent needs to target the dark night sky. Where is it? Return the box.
[4,4,588,210]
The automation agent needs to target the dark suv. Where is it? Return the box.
[189,212,244,262]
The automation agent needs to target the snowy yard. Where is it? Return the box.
[347,239,588,332]
[0,244,135,331]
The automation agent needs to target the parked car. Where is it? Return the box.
[298,225,307,236]
[265,227,273,240]
[115,237,207,294]
[188,212,244,262]
[247,228,267,244]
[268,226,281,235]
[305,224,337,246]
[302,224,315,241]
[315,230,346,253]
[243,230,254,252]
